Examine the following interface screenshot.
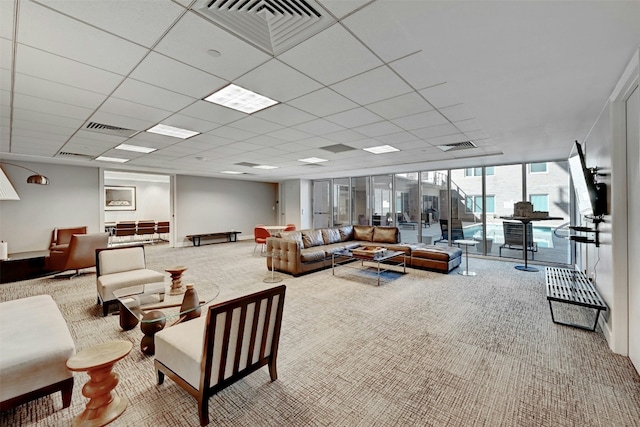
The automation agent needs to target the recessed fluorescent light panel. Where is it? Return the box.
[95,156,129,163]
[220,170,245,175]
[253,165,279,170]
[204,84,278,114]
[363,145,400,154]
[146,124,199,139]
[115,143,157,153]
[298,157,328,164]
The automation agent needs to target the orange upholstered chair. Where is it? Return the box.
[253,226,271,255]
[283,224,296,231]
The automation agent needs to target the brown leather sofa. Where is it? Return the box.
[266,225,462,276]
[46,232,110,278]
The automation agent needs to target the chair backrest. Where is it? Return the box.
[156,221,170,234]
[254,227,271,241]
[115,221,137,237]
[439,219,464,241]
[202,285,286,391]
[96,245,147,276]
[51,226,87,248]
[503,221,534,247]
[283,224,296,231]
[136,220,156,236]
[64,233,110,270]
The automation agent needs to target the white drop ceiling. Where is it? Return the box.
[1,0,639,182]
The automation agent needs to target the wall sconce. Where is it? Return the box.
[0,162,49,185]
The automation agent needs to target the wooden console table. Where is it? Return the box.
[0,250,49,283]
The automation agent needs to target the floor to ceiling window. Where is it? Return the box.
[394,173,420,243]
[333,178,350,227]
[351,176,370,225]
[371,175,393,226]
[420,170,448,245]
[312,180,331,228]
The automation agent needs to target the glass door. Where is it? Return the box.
[312,180,331,228]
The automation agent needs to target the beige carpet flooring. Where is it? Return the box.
[1,241,639,427]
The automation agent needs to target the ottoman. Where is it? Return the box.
[410,245,463,273]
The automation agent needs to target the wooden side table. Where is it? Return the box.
[165,266,187,295]
[66,340,133,427]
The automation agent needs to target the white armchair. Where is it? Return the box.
[154,285,286,426]
[96,245,165,316]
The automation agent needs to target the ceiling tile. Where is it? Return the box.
[0,1,14,40]
[375,132,420,145]
[12,107,86,129]
[38,0,186,48]
[419,83,462,109]
[154,11,271,81]
[14,45,124,94]
[112,78,196,112]
[322,129,368,143]
[235,59,323,102]
[427,133,469,145]
[1,38,12,70]
[0,69,10,92]
[229,117,283,134]
[89,110,157,132]
[411,123,460,140]
[13,93,94,120]
[180,100,245,125]
[13,73,107,109]
[160,114,220,133]
[254,104,316,127]
[293,119,345,136]
[206,126,257,142]
[266,128,313,142]
[439,104,474,122]
[353,121,403,138]
[279,24,382,85]
[326,107,382,128]
[18,0,148,74]
[392,110,449,131]
[129,52,227,99]
[366,92,434,120]
[389,52,447,91]
[318,0,370,19]
[99,98,171,125]
[454,119,483,132]
[331,66,413,105]
[288,88,358,117]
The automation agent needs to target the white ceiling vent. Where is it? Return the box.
[84,122,137,138]
[56,152,94,159]
[198,0,336,55]
[436,141,477,152]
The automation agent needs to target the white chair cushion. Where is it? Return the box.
[97,269,165,301]
[0,295,75,402]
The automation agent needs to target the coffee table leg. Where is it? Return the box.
[140,310,166,356]
[118,302,139,331]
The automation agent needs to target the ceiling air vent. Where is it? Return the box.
[321,144,355,153]
[57,152,94,159]
[235,162,260,167]
[198,0,336,55]
[84,122,137,138]
[436,141,477,152]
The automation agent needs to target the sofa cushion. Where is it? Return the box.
[373,226,399,243]
[300,248,326,263]
[322,228,342,245]
[97,269,166,301]
[412,245,462,262]
[338,226,354,241]
[302,229,324,248]
[353,225,374,242]
[279,230,303,246]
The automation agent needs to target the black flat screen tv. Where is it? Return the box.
[568,141,607,217]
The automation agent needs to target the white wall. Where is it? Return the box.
[104,178,170,223]
[175,175,277,246]
[0,162,100,253]
[580,49,639,356]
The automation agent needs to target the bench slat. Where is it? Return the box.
[186,231,241,246]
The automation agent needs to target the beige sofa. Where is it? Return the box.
[266,225,463,276]
[0,295,76,412]
[96,245,166,316]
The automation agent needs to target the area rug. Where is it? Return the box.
[1,241,639,426]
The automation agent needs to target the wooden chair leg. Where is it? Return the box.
[61,377,74,408]
[198,397,209,426]
[157,370,165,385]
[268,358,278,381]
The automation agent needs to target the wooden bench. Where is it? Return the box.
[186,231,241,247]
[545,267,607,331]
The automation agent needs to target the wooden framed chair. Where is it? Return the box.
[156,221,170,241]
[136,220,156,243]
[154,285,286,426]
[114,221,136,243]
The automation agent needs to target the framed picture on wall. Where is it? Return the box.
[105,186,136,211]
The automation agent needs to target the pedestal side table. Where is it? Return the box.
[454,240,478,276]
[66,340,133,427]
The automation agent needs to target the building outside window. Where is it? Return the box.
[529,194,549,211]
[465,167,494,176]
[530,162,548,173]
[465,195,495,213]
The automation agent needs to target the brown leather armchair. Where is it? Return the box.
[46,233,110,278]
[50,226,87,251]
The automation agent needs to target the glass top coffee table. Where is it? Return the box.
[332,248,407,286]
[113,282,219,355]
